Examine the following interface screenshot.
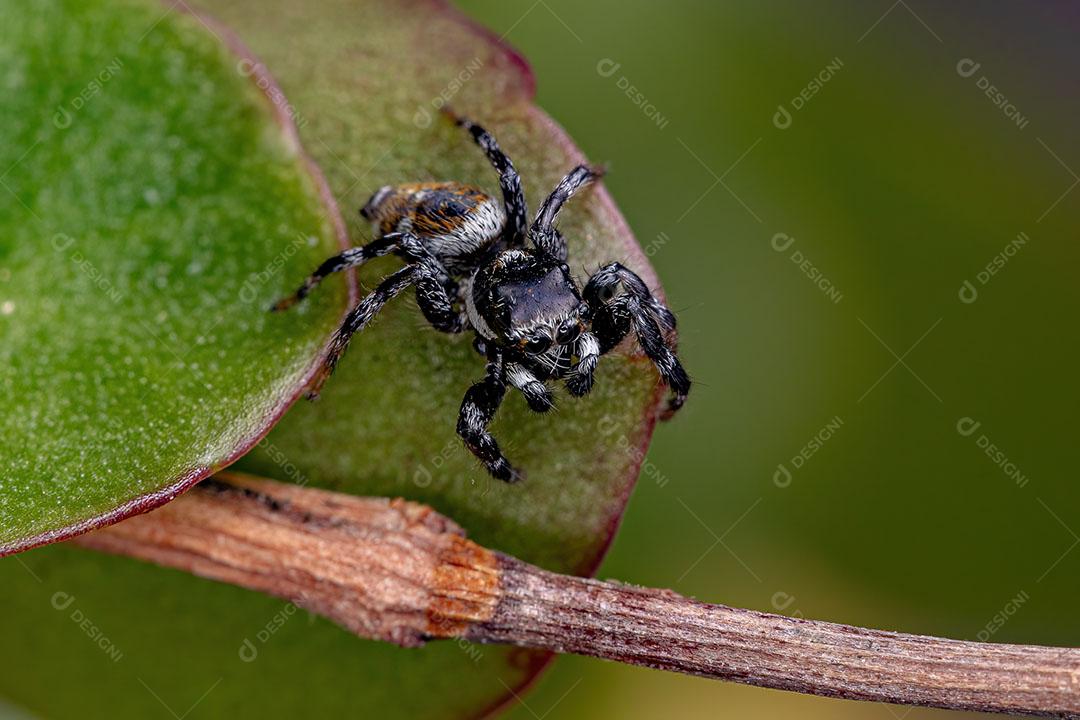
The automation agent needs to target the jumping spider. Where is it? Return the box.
[273,110,689,482]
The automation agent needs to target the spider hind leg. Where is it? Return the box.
[306,265,417,399]
[443,108,528,248]
[270,235,398,312]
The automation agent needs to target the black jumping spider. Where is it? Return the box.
[273,111,689,482]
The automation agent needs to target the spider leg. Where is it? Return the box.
[507,362,554,412]
[565,331,600,397]
[585,262,676,331]
[413,258,466,333]
[306,265,416,400]
[443,109,528,249]
[627,296,690,417]
[457,359,521,482]
[588,295,632,352]
[530,164,604,260]
[584,263,689,417]
[270,234,399,312]
[390,233,467,334]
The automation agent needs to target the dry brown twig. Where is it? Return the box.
[74,472,1080,718]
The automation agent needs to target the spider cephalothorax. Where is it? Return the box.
[273,110,689,482]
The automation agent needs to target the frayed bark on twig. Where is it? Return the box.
[75,472,1080,718]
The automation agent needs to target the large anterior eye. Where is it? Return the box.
[557,322,581,345]
[524,335,552,354]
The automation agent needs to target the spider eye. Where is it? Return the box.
[524,335,552,354]
[557,322,581,344]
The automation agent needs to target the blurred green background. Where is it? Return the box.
[453,1,1080,718]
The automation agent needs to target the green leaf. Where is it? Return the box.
[0,0,349,552]
[0,0,670,718]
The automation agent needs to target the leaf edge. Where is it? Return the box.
[0,3,358,558]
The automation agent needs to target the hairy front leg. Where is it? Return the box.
[565,331,601,397]
[584,267,690,417]
[457,360,520,482]
[507,362,554,412]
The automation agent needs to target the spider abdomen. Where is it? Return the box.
[361,182,505,267]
